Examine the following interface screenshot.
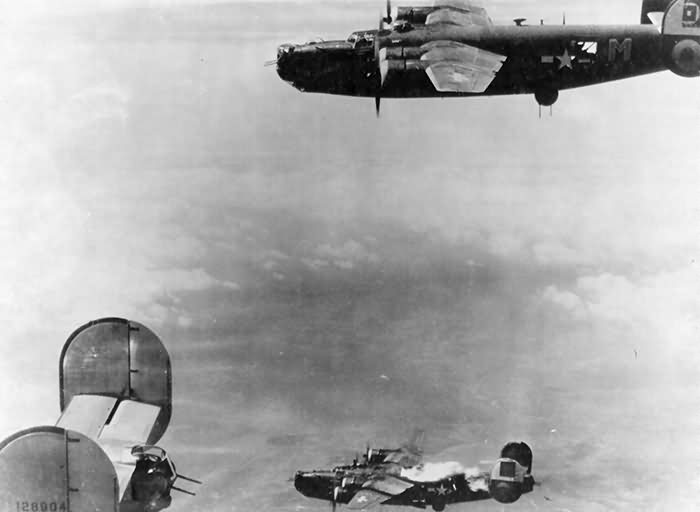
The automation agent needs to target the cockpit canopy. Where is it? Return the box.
[346,30,376,47]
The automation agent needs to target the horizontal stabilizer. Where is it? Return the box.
[0,427,118,512]
[57,394,118,440]
[101,400,161,446]
[56,397,162,500]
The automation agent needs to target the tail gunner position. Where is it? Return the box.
[272,0,700,114]
[0,318,201,512]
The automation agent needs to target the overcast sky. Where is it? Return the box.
[1,1,699,511]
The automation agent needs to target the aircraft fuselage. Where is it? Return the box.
[277,24,667,99]
[294,467,493,510]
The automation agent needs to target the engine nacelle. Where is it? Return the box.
[668,39,700,76]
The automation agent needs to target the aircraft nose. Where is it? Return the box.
[278,43,295,58]
[294,471,326,499]
[276,44,296,80]
[294,471,310,494]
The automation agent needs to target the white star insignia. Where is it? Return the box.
[557,49,573,70]
[357,495,368,503]
[436,484,449,496]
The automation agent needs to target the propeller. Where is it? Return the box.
[333,485,341,510]
[264,59,278,67]
[374,16,385,117]
[331,472,343,512]
[382,0,393,25]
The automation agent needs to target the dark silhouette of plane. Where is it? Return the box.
[271,0,700,114]
[294,439,534,511]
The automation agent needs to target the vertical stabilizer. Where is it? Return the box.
[60,318,172,445]
[663,0,700,35]
[0,427,118,512]
[662,0,700,75]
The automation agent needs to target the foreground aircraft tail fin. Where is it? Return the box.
[0,426,119,512]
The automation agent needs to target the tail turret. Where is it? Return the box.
[488,442,534,505]
[661,0,700,76]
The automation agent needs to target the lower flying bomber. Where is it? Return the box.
[271,0,700,114]
[294,437,534,511]
[0,318,201,512]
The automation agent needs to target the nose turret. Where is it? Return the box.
[294,470,324,498]
[294,469,339,501]
[276,43,298,83]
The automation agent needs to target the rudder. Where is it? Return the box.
[0,426,119,512]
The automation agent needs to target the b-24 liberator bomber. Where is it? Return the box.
[272,0,700,114]
[0,318,201,512]
[294,439,534,511]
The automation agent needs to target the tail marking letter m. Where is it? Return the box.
[608,38,632,62]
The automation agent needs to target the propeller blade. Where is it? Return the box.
[374,18,383,117]
[385,0,393,23]
[264,59,278,67]
[332,485,341,512]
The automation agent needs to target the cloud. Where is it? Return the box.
[2,3,699,511]
[149,268,240,294]
[578,268,700,343]
[313,240,381,270]
[540,285,587,319]
[533,240,592,267]
[540,266,700,371]
[301,258,330,271]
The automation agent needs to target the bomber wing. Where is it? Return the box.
[421,40,506,93]
[347,489,390,510]
[362,474,415,495]
[426,0,492,27]
[347,474,415,510]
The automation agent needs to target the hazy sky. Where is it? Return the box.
[1,1,699,511]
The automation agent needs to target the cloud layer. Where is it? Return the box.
[1,2,699,511]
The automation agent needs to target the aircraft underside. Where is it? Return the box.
[287,34,667,100]
[277,23,676,108]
